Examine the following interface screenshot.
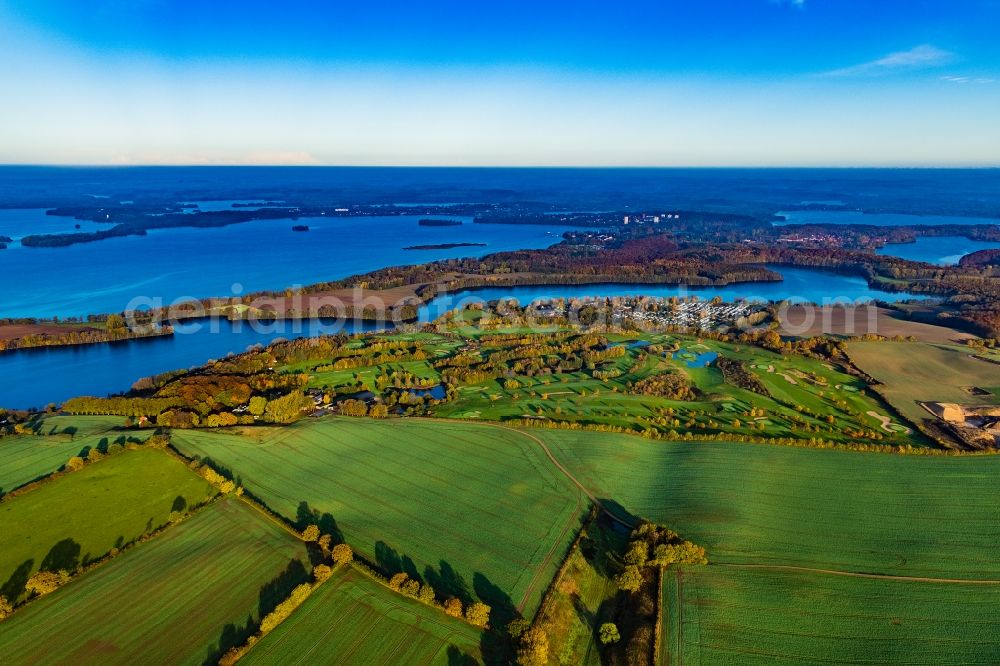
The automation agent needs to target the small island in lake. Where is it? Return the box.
[403,242,487,250]
[418,218,463,226]
[291,225,310,232]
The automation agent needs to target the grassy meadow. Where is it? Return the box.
[661,566,1000,665]
[848,341,1000,425]
[533,428,1000,579]
[171,417,584,616]
[241,565,485,665]
[0,447,216,603]
[0,415,140,494]
[0,498,310,665]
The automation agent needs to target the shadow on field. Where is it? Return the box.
[473,572,517,628]
[1,559,34,602]
[41,537,82,572]
[447,645,480,665]
[297,500,344,565]
[201,557,310,666]
[598,497,639,532]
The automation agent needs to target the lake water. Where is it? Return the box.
[876,236,1000,265]
[775,210,1000,227]
[0,265,924,409]
[0,214,572,319]
[0,208,106,241]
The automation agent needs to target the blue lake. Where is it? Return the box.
[0,208,106,241]
[672,350,719,368]
[0,265,925,409]
[775,210,1000,227]
[0,214,572,319]
[876,236,1000,265]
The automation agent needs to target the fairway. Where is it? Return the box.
[0,498,311,665]
[534,428,1000,579]
[172,417,584,616]
[0,447,216,603]
[242,565,484,665]
[0,415,137,494]
[848,341,1000,426]
[661,566,1000,665]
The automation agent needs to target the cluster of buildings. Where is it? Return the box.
[530,296,759,331]
[622,213,681,225]
[623,299,757,330]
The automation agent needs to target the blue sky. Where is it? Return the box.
[0,0,998,166]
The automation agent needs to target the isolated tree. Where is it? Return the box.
[331,543,353,566]
[465,601,491,628]
[65,456,85,472]
[0,595,12,620]
[313,564,332,583]
[301,525,320,542]
[599,622,620,645]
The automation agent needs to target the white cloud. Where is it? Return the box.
[941,75,995,85]
[824,45,954,77]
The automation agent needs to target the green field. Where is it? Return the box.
[242,565,484,665]
[172,417,584,616]
[533,428,1000,579]
[0,415,137,494]
[848,341,1000,425]
[0,498,310,665]
[0,447,216,602]
[661,566,1000,665]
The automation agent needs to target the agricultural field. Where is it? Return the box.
[0,415,139,494]
[171,417,584,616]
[241,565,485,665]
[848,341,1000,426]
[533,428,1000,579]
[661,566,1000,665]
[0,498,311,665]
[0,447,216,603]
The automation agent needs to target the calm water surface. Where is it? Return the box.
[0,214,572,318]
[876,236,1000,265]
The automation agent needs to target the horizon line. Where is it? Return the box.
[2,163,999,170]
